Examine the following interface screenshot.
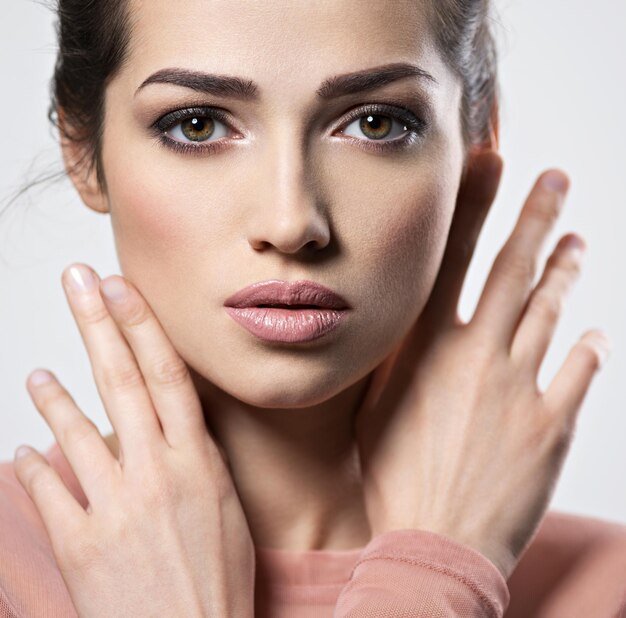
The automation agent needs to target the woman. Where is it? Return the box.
[1,0,624,616]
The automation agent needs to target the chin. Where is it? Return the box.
[190,353,363,410]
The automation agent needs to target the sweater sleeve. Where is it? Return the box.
[0,590,19,618]
[0,454,80,618]
[333,529,510,618]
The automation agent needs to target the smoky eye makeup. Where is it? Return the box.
[146,96,431,158]
[148,106,239,157]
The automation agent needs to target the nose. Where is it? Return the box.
[247,132,331,255]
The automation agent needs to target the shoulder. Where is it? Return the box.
[506,509,626,617]
[0,449,78,617]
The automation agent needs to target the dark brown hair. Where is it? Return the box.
[20,0,500,203]
[430,0,499,150]
[50,0,133,194]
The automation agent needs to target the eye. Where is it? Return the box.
[151,106,236,155]
[342,113,410,142]
[165,113,229,144]
[335,103,427,152]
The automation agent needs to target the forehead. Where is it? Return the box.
[122,0,445,93]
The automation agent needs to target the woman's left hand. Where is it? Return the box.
[352,153,609,580]
[12,264,255,618]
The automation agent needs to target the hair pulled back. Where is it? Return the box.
[50,0,499,193]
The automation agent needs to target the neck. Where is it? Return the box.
[189,368,373,551]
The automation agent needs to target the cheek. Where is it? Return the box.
[102,148,238,342]
[336,160,458,352]
[106,170,193,317]
[106,155,210,259]
[378,181,451,309]
[103,139,235,278]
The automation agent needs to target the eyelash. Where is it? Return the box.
[150,102,428,157]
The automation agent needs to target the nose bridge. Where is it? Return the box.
[247,119,330,254]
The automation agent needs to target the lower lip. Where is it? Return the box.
[224,307,349,343]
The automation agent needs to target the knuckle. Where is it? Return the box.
[61,532,101,573]
[79,302,111,327]
[467,326,500,362]
[27,466,52,495]
[560,250,583,276]
[494,246,536,283]
[547,247,583,276]
[36,383,68,409]
[103,507,135,546]
[151,356,190,388]
[101,363,145,392]
[529,289,562,322]
[527,192,562,225]
[122,301,151,328]
[61,419,99,451]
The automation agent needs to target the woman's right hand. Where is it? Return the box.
[12,265,256,618]
[353,151,611,580]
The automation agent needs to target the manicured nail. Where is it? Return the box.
[100,277,129,303]
[541,171,568,193]
[29,369,53,386]
[66,264,97,293]
[14,445,33,460]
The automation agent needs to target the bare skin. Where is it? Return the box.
[16,0,603,616]
[59,0,465,553]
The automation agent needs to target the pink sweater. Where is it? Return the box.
[1,442,625,617]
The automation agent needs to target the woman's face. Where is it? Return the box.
[98,0,464,408]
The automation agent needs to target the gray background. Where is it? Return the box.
[1,0,625,523]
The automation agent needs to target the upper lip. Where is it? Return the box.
[224,280,350,309]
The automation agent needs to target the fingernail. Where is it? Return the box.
[100,277,129,303]
[563,235,586,252]
[541,171,568,193]
[14,445,33,460]
[595,335,612,369]
[66,264,97,293]
[29,369,53,386]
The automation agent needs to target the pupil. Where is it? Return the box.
[360,114,392,140]
[181,116,214,141]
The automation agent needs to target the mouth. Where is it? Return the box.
[255,303,324,309]
[224,279,350,310]
[223,280,350,343]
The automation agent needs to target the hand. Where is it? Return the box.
[12,265,255,617]
[353,152,611,581]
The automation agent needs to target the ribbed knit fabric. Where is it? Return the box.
[1,441,625,617]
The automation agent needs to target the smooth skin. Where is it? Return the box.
[14,270,255,617]
[9,0,610,612]
[354,151,610,580]
[12,153,609,614]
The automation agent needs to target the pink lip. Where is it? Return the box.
[223,280,350,343]
[224,280,349,309]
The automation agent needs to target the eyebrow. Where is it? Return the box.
[134,62,438,100]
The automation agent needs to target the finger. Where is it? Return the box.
[421,150,503,328]
[61,264,163,463]
[12,443,88,552]
[510,234,586,373]
[544,330,611,420]
[25,368,118,509]
[99,275,207,450]
[471,169,570,347]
